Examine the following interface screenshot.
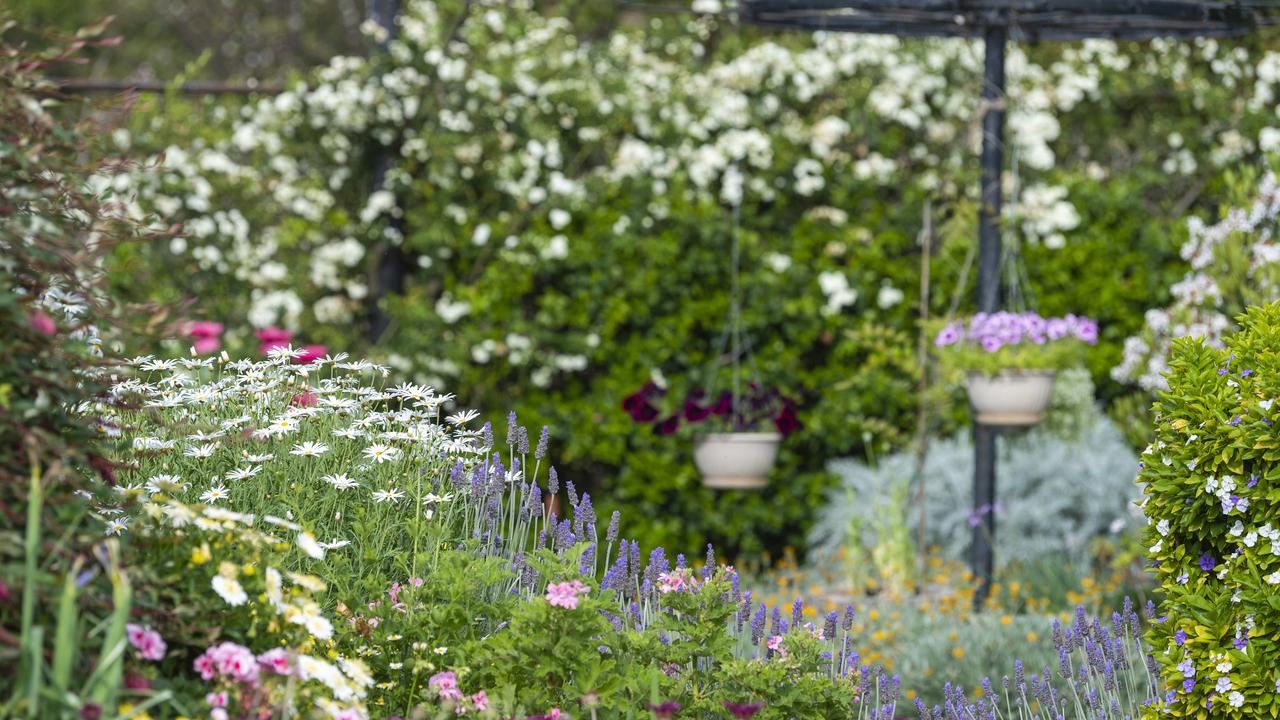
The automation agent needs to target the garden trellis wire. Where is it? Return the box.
[735,0,1280,604]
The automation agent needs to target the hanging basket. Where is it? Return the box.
[693,432,781,489]
[966,370,1055,426]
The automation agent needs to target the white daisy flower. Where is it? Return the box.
[363,444,401,464]
[225,466,261,481]
[145,474,186,495]
[200,485,230,503]
[185,443,218,458]
[212,575,248,606]
[296,531,326,560]
[322,473,359,490]
[319,538,351,550]
[446,409,480,426]
[333,426,363,439]
[244,452,274,463]
[291,441,330,458]
[105,517,129,536]
[372,487,406,503]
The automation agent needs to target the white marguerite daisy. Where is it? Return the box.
[225,465,261,481]
[446,409,480,425]
[296,531,326,560]
[371,487,406,503]
[291,441,330,458]
[105,517,129,536]
[185,443,218,458]
[200,485,230,503]
[322,473,359,490]
[211,574,248,606]
[363,443,401,463]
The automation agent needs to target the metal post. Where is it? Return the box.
[368,0,405,343]
[972,24,1006,608]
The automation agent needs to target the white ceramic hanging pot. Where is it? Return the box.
[966,370,1055,426]
[693,432,781,489]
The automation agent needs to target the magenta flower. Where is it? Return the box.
[646,701,681,719]
[295,343,328,364]
[254,326,294,355]
[723,701,764,718]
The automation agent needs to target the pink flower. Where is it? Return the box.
[657,568,695,594]
[291,391,318,408]
[194,653,216,680]
[295,344,328,364]
[125,623,166,661]
[29,310,57,336]
[545,580,589,610]
[188,321,224,338]
[428,671,462,702]
[255,327,293,355]
[206,692,228,708]
[192,336,221,354]
[766,636,782,651]
[470,691,489,711]
[257,648,292,675]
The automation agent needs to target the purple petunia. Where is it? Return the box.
[1199,554,1216,572]
[934,311,1098,353]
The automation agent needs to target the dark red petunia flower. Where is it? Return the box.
[683,398,711,423]
[647,701,681,719]
[653,415,680,436]
[723,701,764,719]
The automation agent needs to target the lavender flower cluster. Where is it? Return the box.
[935,312,1099,352]
[914,599,1159,720]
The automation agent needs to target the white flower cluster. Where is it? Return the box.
[1115,172,1280,391]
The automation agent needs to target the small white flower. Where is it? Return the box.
[322,473,359,490]
[185,443,218,458]
[433,647,448,655]
[225,466,261,481]
[446,409,480,426]
[105,517,129,536]
[363,444,401,464]
[296,531,326,560]
[291,441,330,458]
[319,538,351,550]
[244,452,274,463]
[212,575,248,606]
[200,485,230,503]
[372,487,406,503]
[1228,691,1245,708]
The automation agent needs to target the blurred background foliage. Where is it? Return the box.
[16,0,1280,565]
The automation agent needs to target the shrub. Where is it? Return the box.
[1139,302,1280,718]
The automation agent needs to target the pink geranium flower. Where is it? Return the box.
[184,320,224,354]
[544,580,589,610]
[428,671,463,701]
[125,623,166,661]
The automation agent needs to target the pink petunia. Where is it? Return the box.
[193,336,221,354]
[254,327,294,355]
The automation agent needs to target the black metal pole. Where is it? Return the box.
[368,0,405,343]
[972,24,1006,608]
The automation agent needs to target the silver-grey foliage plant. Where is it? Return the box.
[810,411,1140,568]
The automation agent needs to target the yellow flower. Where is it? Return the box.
[190,543,211,565]
[242,564,256,576]
[1026,631,1039,642]
[1000,614,1013,626]
[952,647,965,659]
